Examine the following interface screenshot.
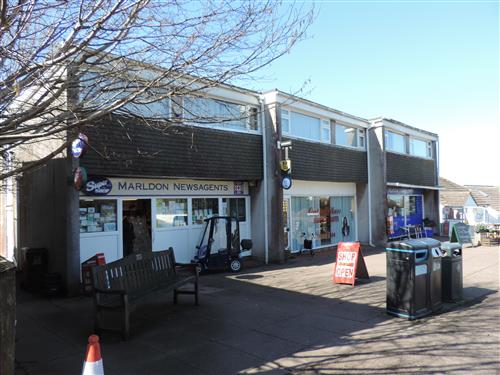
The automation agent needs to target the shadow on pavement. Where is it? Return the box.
[14,251,499,375]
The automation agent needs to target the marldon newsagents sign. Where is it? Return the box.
[83,177,248,197]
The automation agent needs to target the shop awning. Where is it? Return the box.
[387,182,441,190]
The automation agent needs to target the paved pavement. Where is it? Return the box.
[15,244,500,374]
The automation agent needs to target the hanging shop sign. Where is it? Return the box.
[71,133,89,158]
[81,177,249,197]
[333,242,369,286]
[74,167,88,191]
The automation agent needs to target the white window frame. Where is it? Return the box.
[172,95,261,135]
[334,122,365,150]
[281,108,290,134]
[358,129,365,149]
[321,119,331,143]
[281,108,331,144]
[409,136,433,159]
[384,130,407,154]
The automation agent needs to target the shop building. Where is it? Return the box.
[368,118,440,243]
[262,91,370,253]
[8,63,442,294]
[17,76,266,294]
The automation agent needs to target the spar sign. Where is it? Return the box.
[333,242,369,286]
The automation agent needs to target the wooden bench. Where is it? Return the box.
[91,248,199,339]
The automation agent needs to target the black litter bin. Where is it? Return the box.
[23,248,48,292]
[386,238,442,319]
[441,242,463,302]
[419,238,444,313]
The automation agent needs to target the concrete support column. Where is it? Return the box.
[65,151,81,296]
[264,104,284,263]
[368,126,387,246]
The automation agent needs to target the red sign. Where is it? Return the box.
[333,242,369,286]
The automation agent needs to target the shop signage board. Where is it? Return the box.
[387,187,423,195]
[333,242,369,286]
[82,177,249,197]
[450,222,473,245]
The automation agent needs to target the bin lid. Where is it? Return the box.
[414,238,441,248]
[387,238,441,251]
[441,241,462,250]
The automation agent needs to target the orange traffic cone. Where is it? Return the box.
[82,335,104,375]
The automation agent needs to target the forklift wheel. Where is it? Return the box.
[229,259,242,272]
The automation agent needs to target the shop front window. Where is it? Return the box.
[192,198,219,225]
[319,197,331,245]
[388,195,405,218]
[290,196,355,251]
[387,194,424,237]
[80,200,117,233]
[223,198,246,222]
[156,198,188,228]
[291,197,319,251]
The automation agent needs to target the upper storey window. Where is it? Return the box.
[335,124,365,149]
[385,130,406,153]
[385,129,433,159]
[183,96,258,131]
[79,72,259,132]
[410,137,432,158]
[281,109,331,144]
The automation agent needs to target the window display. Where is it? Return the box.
[387,193,424,238]
[223,198,246,222]
[290,196,355,251]
[156,198,188,228]
[387,195,405,217]
[192,198,219,225]
[80,200,117,233]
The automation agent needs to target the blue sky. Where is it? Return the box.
[251,1,499,186]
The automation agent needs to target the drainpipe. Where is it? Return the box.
[366,128,374,247]
[435,138,440,230]
[259,97,269,264]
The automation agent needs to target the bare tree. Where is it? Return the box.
[0,0,314,180]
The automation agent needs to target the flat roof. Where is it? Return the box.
[371,117,438,138]
[263,89,370,124]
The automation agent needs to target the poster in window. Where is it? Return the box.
[234,181,244,195]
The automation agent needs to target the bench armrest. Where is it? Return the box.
[175,262,200,276]
[176,262,198,268]
[94,287,127,295]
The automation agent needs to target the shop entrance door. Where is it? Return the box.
[330,196,356,243]
[222,197,249,241]
[122,199,152,256]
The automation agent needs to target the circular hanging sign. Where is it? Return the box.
[71,133,88,158]
[74,167,88,191]
[281,175,292,190]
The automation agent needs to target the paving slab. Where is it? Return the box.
[14,244,500,374]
